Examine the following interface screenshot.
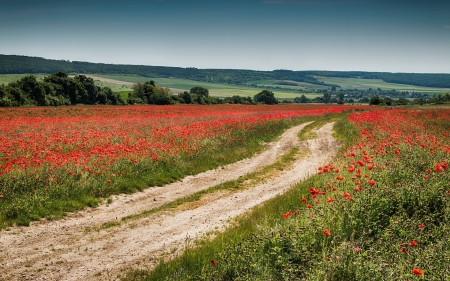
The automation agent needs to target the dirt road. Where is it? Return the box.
[0,122,338,281]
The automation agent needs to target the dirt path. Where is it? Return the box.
[0,122,338,281]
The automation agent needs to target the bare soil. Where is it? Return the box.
[0,122,338,281]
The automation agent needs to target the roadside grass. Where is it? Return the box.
[122,109,450,280]
[0,117,305,229]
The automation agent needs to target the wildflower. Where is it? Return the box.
[211,259,216,266]
[435,164,443,172]
[0,194,3,199]
[412,268,423,275]
[401,247,407,253]
[301,197,308,202]
[409,240,418,246]
[307,204,313,209]
[326,198,334,203]
[106,179,111,183]
[353,247,361,253]
[282,211,292,219]
[323,229,331,237]
[419,224,424,229]
[367,179,376,186]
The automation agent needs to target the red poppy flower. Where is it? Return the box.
[211,259,216,266]
[412,268,423,275]
[409,240,418,246]
[301,197,308,202]
[323,229,331,237]
[419,224,424,229]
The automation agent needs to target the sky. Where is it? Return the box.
[0,0,449,73]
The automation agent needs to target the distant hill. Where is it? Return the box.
[1,54,450,88]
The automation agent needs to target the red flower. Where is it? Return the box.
[412,268,423,275]
[367,179,376,186]
[307,204,313,209]
[211,259,216,266]
[401,247,407,253]
[301,197,308,202]
[409,240,418,246]
[419,224,424,229]
[0,194,3,199]
[282,211,292,219]
[353,247,361,253]
[323,229,331,237]
[326,198,334,203]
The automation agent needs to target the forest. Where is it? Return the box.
[2,55,450,88]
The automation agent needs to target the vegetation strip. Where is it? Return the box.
[123,108,450,281]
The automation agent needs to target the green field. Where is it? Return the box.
[0,74,47,85]
[90,74,321,99]
[2,73,448,99]
[315,76,450,94]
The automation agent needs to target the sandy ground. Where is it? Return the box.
[0,122,338,281]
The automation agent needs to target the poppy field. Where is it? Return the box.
[141,107,450,281]
[0,104,356,228]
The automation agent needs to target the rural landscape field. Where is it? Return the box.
[0,100,449,280]
[1,0,450,279]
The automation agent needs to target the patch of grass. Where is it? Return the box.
[316,76,450,95]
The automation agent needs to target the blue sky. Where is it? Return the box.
[0,0,449,73]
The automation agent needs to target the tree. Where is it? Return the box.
[254,90,278,104]
[190,86,209,97]
[369,96,382,105]
[323,91,331,104]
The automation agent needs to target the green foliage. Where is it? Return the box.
[0,72,125,107]
[254,90,278,104]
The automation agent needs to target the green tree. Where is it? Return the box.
[323,91,331,104]
[254,90,278,105]
[369,96,382,105]
[190,86,209,97]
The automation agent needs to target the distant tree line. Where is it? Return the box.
[2,55,450,88]
[293,92,450,106]
[0,72,281,106]
[0,72,125,107]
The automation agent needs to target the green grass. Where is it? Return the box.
[89,74,320,99]
[0,74,47,85]
[315,76,450,94]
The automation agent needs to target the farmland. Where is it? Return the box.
[1,104,449,280]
